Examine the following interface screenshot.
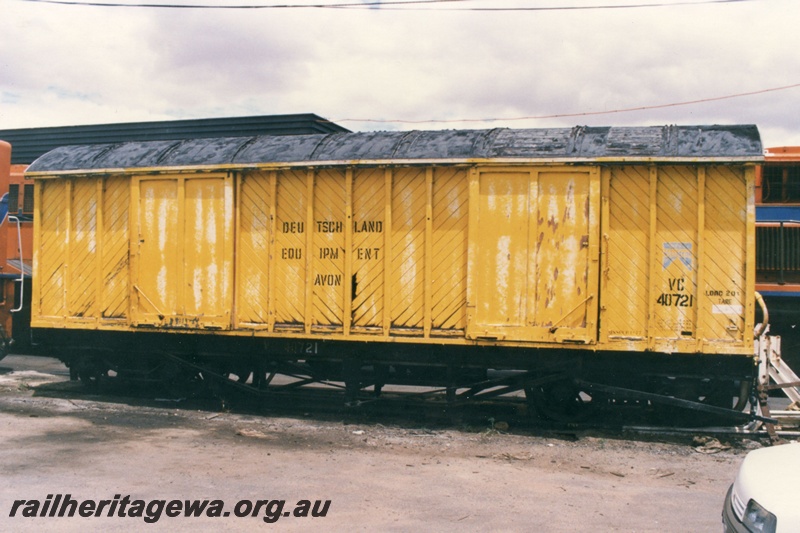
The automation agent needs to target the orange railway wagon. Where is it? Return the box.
[0,141,32,359]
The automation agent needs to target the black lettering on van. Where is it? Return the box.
[319,247,340,260]
[356,248,380,260]
[316,220,343,233]
[353,220,383,233]
[281,248,302,259]
[282,221,304,233]
[314,274,342,286]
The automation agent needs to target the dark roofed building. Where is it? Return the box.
[0,113,349,165]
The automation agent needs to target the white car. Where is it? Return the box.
[723,442,800,532]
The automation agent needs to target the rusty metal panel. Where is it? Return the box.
[35,180,67,320]
[237,171,272,328]
[274,170,308,328]
[390,168,426,330]
[531,171,596,338]
[703,166,748,343]
[100,177,130,319]
[312,169,346,330]
[68,179,99,319]
[468,167,599,342]
[431,167,468,332]
[605,166,651,340]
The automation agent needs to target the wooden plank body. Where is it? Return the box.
[31,161,756,355]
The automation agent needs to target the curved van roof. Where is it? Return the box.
[27,124,763,175]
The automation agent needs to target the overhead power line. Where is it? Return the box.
[17,0,463,8]
[16,0,757,10]
[332,82,800,125]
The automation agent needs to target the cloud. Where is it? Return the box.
[0,0,798,147]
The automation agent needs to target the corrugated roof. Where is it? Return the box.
[27,125,763,174]
[0,114,349,165]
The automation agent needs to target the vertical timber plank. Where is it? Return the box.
[344,169,353,337]
[696,167,706,348]
[424,167,433,338]
[647,166,658,350]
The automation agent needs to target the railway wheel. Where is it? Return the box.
[156,360,208,398]
[697,379,744,410]
[527,378,598,423]
[652,377,744,426]
[223,367,252,384]
[78,366,109,391]
[74,356,112,391]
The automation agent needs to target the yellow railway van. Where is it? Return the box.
[25,125,765,419]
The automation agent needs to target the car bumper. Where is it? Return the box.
[723,485,750,533]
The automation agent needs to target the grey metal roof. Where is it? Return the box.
[0,114,349,165]
[27,125,763,174]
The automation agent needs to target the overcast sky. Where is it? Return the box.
[1,0,798,147]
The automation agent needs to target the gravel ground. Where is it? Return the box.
[0,354,767,532]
